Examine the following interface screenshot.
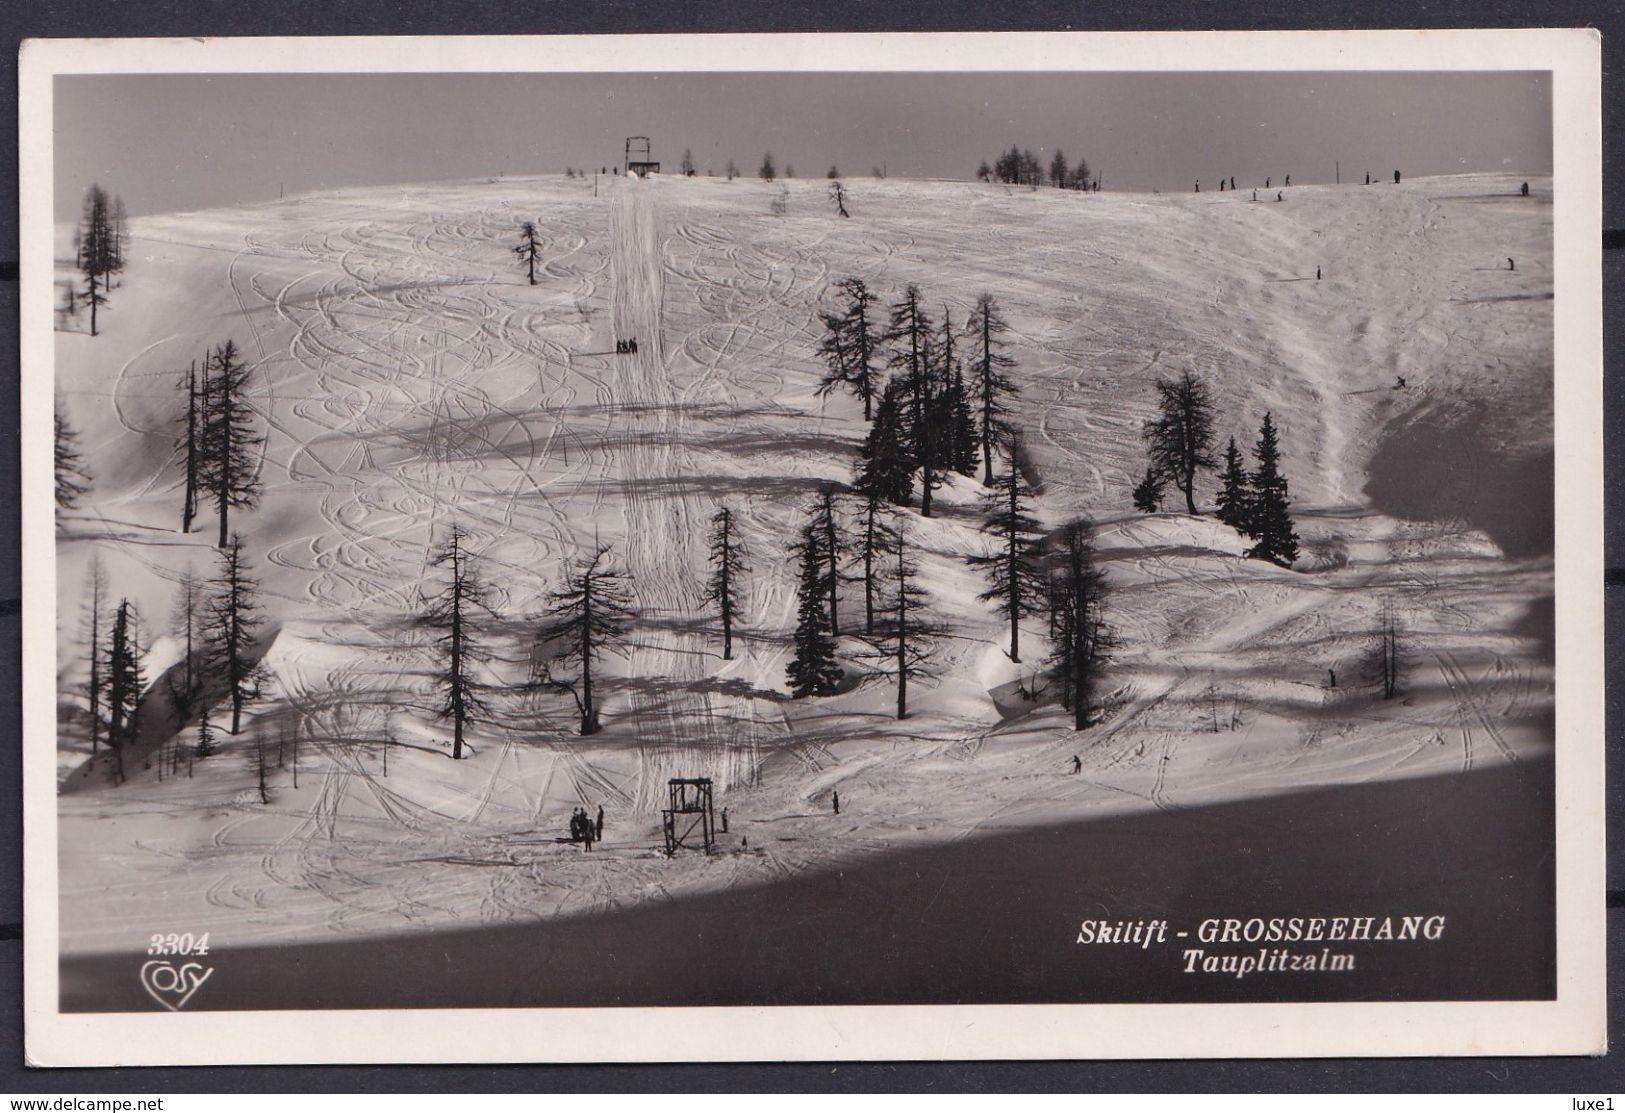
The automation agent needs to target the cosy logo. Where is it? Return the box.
[139,960,213,1011]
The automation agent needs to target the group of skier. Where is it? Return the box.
[1199,170,1418,193]
[568,805,606,850]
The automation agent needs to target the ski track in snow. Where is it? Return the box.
[53,174,1555,953]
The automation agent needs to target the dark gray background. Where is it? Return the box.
[3,0,1620,1093]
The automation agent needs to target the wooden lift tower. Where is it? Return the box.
[661,777,715,855]
[625,136,660,176]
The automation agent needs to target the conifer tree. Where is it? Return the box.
[82,557,107,754]
[948,368,980,476]
[680,148,696,176]
[1131,467,1165,513]
[420,525,494,757]
[786,523,843,698]
[853,376,916,506]
[514,220,542,285]
[967,294,1019,485]
[252,730,271,804]
[865,520,938,720]
[538,545,635,735]
[921,310,962,475]
[205,533,267,735]
[55,401,91,511]
[1244,412,1300,567]
[703,506,747,660]
[110,197,129,288]
[1141,370,1217,514]
[1214,436,1254,536]
[851,490,886,637]
[179,359,202,532]
[1373,597,1404,700]
[967,465,1047,662]
[76,184,118,336]
[105,598,145,783]
[882,285,939,515]
[810,488,846,637]
[1045,518,1112,729]
[759,153,777,182]
[815,278,880,418]
[200,340,264,548]
[167,566,204,724]
[194,708,216,762]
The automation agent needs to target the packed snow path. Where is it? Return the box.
[610,180,779,810]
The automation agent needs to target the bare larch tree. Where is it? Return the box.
[816,278,880,418]
[1045,518,1112,730]
[205,533,267,735]
[968,464,1048,663]
[967,293,1019,486]
[179,358,204,532]
[537,545,635,736]
[514,220,542,285]
[82,557,107,755]
[810,487,845,637]
[883,285,939,515]
[201,340,264,548]
[76,184,122,336]
[55,400,91,511]
[104,598,146,784]
[1141,370,1217,515]
[704,506,748,660]
[866,519,938,720]
[419,524,494,759]
[166,565,204,726]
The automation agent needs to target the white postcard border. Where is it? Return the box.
[19,28,1605,1066]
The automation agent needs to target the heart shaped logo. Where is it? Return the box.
[139,960,214,1011]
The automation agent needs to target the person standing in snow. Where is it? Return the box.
[1285,174,1292,186]
[1316,266,1321,280]
[721,807,729,833]
[596,804,605,840]
[1071,755,1082,775]
[832,790,840,815]
[1508,257,1515,271]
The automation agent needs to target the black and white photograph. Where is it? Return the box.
[20,30,1605,1064]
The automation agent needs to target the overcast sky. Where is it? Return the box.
[55,71,1552,218]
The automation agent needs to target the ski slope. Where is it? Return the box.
[54,172,1554,954]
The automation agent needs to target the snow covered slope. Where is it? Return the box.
[54,172,1553,953]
